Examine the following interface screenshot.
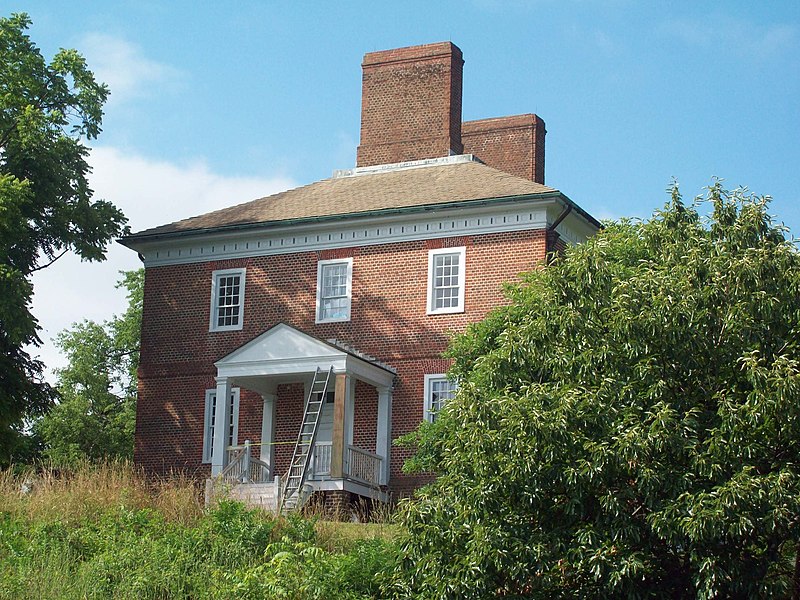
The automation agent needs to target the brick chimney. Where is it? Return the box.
[356,42,464,167]
[355,41,546,184]
[462,114,546,184]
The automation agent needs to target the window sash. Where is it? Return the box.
[424,375,457,423]
[316,259,352,322]
[210,269,246,331]
[427,247,465,314]
[216,274,241,327]
[433,253,460,309]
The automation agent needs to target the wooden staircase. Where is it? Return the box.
[205,439,279,509]
[280,366,334,512]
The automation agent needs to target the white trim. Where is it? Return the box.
[315,257,353,323]
[332,153,479,178]
[423,374,456,423]
[259,393,276,470]
[213,323,395,389]
[427,246,466,315]
[344,375,355,449]
[209,268,246,332]
[308,478,388,502]
[376,387,392,486]
[128,199,570,267]
[203,387,240,463]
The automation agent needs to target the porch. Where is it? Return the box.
[206,324,395,511]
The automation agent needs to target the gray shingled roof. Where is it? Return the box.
[126,160,560,239]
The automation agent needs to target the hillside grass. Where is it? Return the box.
[0,462,400,599]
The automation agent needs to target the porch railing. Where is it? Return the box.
[220,440,271,484]
[347,445,381,487]
[220,440,381,488]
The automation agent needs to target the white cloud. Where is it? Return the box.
[30,147,296,380]
[77,33,183,105]
[87,147,295,233]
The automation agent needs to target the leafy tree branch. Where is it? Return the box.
[0,12,128,463]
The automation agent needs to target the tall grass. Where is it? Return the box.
[0,462,398,599]
[0,461,204,526]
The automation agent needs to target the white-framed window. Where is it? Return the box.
[202,387,240,463]
[316,258,353,323]
[423,374,457,423]
[209,268,246,332]
[427,247,465,314]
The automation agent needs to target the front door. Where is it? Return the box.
[311,392,334,478]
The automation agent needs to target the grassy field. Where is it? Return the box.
[0,463,399,599]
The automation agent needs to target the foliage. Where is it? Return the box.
[393,184,800,598]
[37,270,143,464]
[0,463,398,599]
[0,12,128,464]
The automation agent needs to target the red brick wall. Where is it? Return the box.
[237,390,263,448]
[357,42,464,167]
[352,380,377,453]
[135,228,548,492]
[462,114,546,184]
[273,383,305,475]
[135,373,213,477]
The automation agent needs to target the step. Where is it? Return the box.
[226,484,278,511]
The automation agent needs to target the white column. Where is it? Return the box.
[376,386,393,486]
[344,375,355,448]
[343,375,355,474]
[211,376,232,476]
[260,393,276,475]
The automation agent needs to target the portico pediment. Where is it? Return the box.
[214,323,394,389]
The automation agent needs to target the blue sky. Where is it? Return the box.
[11,1,800,374]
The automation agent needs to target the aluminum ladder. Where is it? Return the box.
[280,366,334,512]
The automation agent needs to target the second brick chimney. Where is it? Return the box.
[462,114,546,184]
[357,42,464,168]
[356,41,546,184]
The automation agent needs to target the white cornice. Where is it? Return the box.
[130,198,595,267]
[332,154,480,178]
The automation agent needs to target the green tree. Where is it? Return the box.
[0,13,127,463]
[393,184,800,599]
[38,270,142,464]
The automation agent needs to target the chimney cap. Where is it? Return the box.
[362,41,463,67]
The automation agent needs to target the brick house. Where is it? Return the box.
[120,42,600,511]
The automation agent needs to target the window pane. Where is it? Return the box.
[322,297,348,320]
[322,264,347,298]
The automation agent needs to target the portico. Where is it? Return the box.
[208,323,395,507]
